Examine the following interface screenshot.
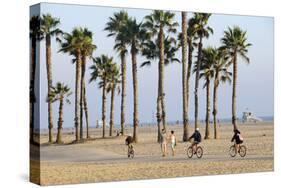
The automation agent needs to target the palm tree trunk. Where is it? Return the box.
[120,51,126,135]
[131,45,139,143]
[160,89,167,128]
[232,52,238,131]
[109,86,115,136]
[205,78,210,139]
[181,12,188,141]
[56,96,64,144]
[159,26,166,131]
[46,35,54,143]
[156,64,162,143]
[30,38,36,144]
[79,56,86,140]
[185,39,193,138]
[74,50,82,141]
[30,99,35,144]
[194,37,203,130]
[83,81,90,139]
[102,77,107,138]
[213,71,219,139]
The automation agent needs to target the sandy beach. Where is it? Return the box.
[30,122,273,185]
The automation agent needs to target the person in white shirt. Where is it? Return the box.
[170,130,177,156]
[160,129,167,157]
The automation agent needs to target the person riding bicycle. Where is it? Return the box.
[231,129,243,152]
[188,127,202,153]
[125,135,134,157]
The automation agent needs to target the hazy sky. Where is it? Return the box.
[31,3,274,129]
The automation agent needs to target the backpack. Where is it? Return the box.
[238,133,244,141]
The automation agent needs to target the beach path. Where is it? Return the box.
[33,142,273,164]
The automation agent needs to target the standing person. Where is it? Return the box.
[170,130,177,156]
[160,129,167,157]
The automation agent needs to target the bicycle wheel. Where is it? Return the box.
[187,146,193,158]
[130,149,134,158]
[229,145,237,157]
[196,146,203,158]
[239,145,247,157]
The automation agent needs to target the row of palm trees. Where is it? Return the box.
[193,25,251,139]
[30,9,251,144]
[194,47,232,139]
[30,14,62,143]
[59,27,96,142]
[89,55,121,138]
[30,14,123,143]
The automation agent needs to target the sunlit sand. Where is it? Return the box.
[30,122,273,185]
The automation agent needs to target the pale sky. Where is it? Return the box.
[31,3,274,129]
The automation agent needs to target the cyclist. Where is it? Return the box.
[125,135,134,157]
[231,129,243,153]
[188,127,202,153]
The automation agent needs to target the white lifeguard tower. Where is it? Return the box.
[242,109,262,123]
[96,120,109,128]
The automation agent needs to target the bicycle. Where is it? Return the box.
[229,144,247,157]
[186,143,203,158]
[127,144,134,158]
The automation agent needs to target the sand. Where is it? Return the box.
[30,122,274,185]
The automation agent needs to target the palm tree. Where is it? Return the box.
[104,11,129,135]
[220,26,251,131]
[141,37,179,66]
[48,82,72,144]
[193,13,213,130]
[195,47,215,139]
[178,15,198,140]
[118,18,147,142]
[143,10,178,135]
[30,15,41,144]
[141,36,179,142]
[212,48,232,139]
[107,64,121,136]
[59,27,90,141]
[185,16,198,138]
[181,12,188,141]
[80,29,97,139]
[90,55,114,138]
[41,14,62,143]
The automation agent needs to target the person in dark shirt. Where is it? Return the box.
[188,128,202,152]
[231,129,243,152]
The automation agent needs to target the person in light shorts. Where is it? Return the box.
[170,130,177,156]
[160,129,167,157]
